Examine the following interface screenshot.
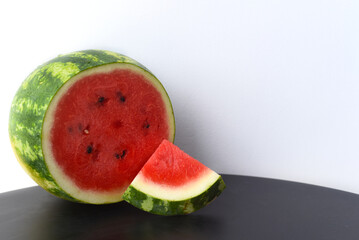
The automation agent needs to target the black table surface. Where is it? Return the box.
[1,174,359,240]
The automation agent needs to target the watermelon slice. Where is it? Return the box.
[123,139,226,215]
[9,50,175,204]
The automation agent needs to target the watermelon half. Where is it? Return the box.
[123,139,226,215]
[9,50,175,204]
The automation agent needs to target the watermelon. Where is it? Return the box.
[122,139,226,215]
[9,50,175,204]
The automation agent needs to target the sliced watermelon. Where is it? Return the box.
[123,139,226,215]
[9,50,175,204]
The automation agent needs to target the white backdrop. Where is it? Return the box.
[1,0,359,194]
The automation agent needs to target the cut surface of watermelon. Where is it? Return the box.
[9,50,175,204]
[42,64,174,203]
[123,139,226,215]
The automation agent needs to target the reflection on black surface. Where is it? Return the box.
[28,196,222,240]
[4,175,359,239]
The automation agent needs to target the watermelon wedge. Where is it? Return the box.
[9,50,175,204]
[123,139,226,215]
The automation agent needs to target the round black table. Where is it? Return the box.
[1,174,359,240]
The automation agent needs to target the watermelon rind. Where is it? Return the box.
[122,172,226,215]
[9,50,175,204]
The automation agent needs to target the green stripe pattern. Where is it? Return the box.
[122,176,226,215]
[8,50,155,202]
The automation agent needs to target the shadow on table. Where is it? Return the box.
[28,199,222,240]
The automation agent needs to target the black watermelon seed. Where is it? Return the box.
[78,123,83,131]
[121,150,127,158]
[115,150,127,159]
[87,145,93,154]
[68,127,73,133]
[117,91,126,103]
[97,96,109,106]
[143,120,150,129]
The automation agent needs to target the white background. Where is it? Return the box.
[1,0,359,194]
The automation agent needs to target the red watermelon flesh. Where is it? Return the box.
[49,68,171,193]
[141,139,210,187]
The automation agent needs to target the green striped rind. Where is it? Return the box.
[122,176,226,215]
[9,50,173,202]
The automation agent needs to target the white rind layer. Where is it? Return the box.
[131,169,220,201]
[42,63,174,204]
